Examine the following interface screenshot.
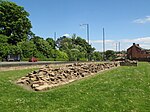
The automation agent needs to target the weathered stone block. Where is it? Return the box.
[16,62,120,91]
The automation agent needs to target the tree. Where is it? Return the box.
[0,34,9,58]
[56,35,96,61]
[55,50,69,61]
[91,51,102,61]
[46,38,55,49]
[0,34,8,43]
[56,36,73,50]
[8,45,22,55]
[75,37,88,50]
[0,1,32,45]
[31,36,53,58]
[105,50,116,61]
[74,36,95,60]
[0,43,9,58]
[18,41,37,58]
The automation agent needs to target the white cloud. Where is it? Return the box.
[90,39,117,51]
[61,34,70,37]
[90,40,115,43]
[122,37,150,43]
[90,37,150,51]
[133,16,150,24]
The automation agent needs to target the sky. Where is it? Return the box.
[10,0,150,51]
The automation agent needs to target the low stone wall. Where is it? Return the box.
[16,62,120,91]
[120,60,137,66]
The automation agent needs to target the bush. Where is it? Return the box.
[55,50,69,61]
[79,58,87,61]
[37,58,53,61]
[56,57,68,61]
[21,58,29,61]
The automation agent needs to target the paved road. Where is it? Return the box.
[0,61,59,64]
[0,61,65,67]
[0,61,104,68]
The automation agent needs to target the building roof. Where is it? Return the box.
[127,43,150,53]
[135,44,145,50]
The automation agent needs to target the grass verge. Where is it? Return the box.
[0,62,150,112]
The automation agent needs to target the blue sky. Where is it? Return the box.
[10,0,150,51]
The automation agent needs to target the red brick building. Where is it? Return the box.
[127,43,150,61]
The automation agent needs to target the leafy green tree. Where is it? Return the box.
[74,37,91,51]
[18,41,37,58]
[0,44,22,60]
[74,36,95,60]
[31,36,52,58]
[56,36,79,61]
[55,50,69,61]
[8,45,22,55]
[0,1,32,45]
[91,51,102,61]
[69,49,80,61]
[56,35,95,61]
[56,36,73,50]
[0,43,9,58]
[0,34,9,43]
[0,34,9,58]
[74,45,86,60]
[105,50,116,61]
[46,38,55,49]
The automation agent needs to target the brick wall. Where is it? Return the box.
[127,43,150,61]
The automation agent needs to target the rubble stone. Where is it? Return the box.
[16,62,120,91]
[120,59,137,66]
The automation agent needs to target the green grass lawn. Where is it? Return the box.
[0,62,150,112]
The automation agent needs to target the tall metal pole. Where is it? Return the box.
[87,24,89,44]
[103,28,105,60]
[86,24,90,61]
[80,24,90,61]
[54,32,57,61]
[54,32,56,41]
[80,24,89,44]
[116,43,118,52]
[118,42,120,53]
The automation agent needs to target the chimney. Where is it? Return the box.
[137,44,139,46]
[133,43,135,46]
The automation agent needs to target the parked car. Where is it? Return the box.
[29,57,38,62]
[2,54,21,61]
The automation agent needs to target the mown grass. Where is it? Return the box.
[0,62,150,112]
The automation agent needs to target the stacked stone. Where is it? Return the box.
[120,60,137,66]
[17,62,120,91]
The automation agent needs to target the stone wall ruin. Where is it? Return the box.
[16,62,120,91]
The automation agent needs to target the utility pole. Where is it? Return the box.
[87,24,90,61]
[54,32,57,61]
[87,24,89,44]
[116,43,118,52]
[118,42,120,53]
[80,24,89,44]
[103,28,105,61]
[80,24,90,61]
[54,32,57,41]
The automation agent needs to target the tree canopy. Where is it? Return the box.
[46,38,56,49]
[56,35,95,61]
[0,1,105,61]
[0,1,32,45]
[105,50,116,61]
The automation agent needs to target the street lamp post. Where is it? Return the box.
[80,24,90,44]
[102,28,105,61]
[54,32,57,61]
[80,24,90,61]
